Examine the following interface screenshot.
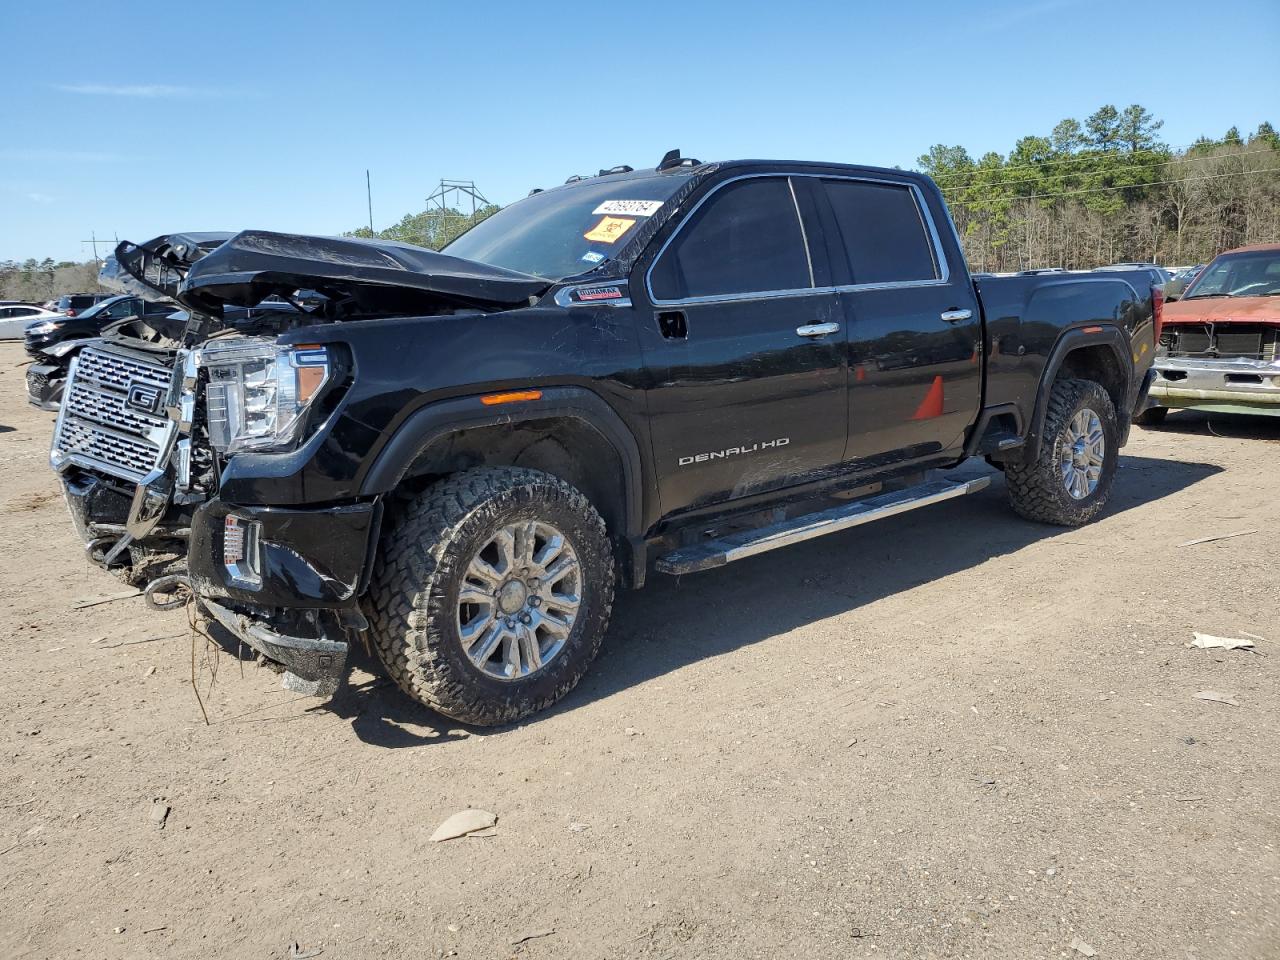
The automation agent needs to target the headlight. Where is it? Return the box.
[46,339,84,358]
[26,320,63,336]
[196,338,331,455]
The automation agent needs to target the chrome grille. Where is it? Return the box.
[51,345,177,483]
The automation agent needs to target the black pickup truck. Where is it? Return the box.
[47,153,1157,724]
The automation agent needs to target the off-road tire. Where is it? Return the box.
[367,467,615,726]
[1133,406,1168,426]
[1005,378,1118,527]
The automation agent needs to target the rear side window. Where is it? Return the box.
[822,180,939,285]
[650,177,811,300]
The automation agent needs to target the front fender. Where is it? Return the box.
[356,386,647,539]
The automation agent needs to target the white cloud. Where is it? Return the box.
[26,192,55,204]
[0,148,125,163]
[54,83,222,98]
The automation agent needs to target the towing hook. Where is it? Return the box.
[144,574,193,611]
[86,536,124,568]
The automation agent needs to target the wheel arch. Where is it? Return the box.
[357,387,648,583]
[1024,327,1132,460]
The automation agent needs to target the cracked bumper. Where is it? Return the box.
[1150,356,1280,415]
[200,599,349,697]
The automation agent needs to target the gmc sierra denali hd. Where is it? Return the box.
[49,152,1158,725]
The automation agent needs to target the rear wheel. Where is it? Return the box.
[367,467,615,726]
[1005,378,1118,526]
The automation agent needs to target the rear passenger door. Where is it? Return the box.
[636,175,848,516]
[815,177,982,466]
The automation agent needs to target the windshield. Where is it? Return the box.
[443,172,694,280]
[1183,250,1280,298]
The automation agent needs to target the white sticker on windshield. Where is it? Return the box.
[593,199,664,217]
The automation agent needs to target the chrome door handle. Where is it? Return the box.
[941,309,973,324]
[796,322,841,338]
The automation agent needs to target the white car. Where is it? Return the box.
[0,304,62,340]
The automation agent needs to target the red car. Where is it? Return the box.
[1143,243,1280,422]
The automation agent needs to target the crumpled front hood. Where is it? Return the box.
[1164,295,1280,325]
[114,233,237,301]
[175,230,551,316]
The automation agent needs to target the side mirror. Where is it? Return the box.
[1162,278,1188,301]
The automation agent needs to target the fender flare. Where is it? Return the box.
[1025,325,1133,458]
[356,386,646,539]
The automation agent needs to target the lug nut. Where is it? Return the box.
[529,596,541,607]
[520,613,532,625]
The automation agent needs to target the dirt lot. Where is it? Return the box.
[0,340,1277,960]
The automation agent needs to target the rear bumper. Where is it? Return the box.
[1150,356,1280,415]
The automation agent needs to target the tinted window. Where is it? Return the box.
[650,177,811,300]
[823,180,939,284]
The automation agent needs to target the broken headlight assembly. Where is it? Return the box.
[196,339,333,455]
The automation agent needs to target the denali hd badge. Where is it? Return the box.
[679,438,790,466]
[125,381,163,415]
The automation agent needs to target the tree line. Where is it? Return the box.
[347,204,500,250]
[917,105,1280,271]
[0,258,102,303]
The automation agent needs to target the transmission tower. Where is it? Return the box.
[425,179,492,220]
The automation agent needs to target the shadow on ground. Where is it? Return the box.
[1143,409,1280,442]
[227,453,1221,747]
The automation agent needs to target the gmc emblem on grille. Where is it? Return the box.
[126,382,163,415]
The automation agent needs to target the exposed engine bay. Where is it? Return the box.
[54,229,548,595]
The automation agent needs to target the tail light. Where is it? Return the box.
[1151,285,1164,341]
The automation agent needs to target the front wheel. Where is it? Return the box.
[367,467,615,726]
[1004,378,1119,526]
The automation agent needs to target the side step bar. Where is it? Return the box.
[654,476,991,576]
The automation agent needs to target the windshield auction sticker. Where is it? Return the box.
[584,216,636,244]
[593,199,664,217]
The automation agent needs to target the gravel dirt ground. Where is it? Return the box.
[0,339,1277,960]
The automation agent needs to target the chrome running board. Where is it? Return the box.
[655,476,991,576]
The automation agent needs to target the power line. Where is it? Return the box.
[948,167,1280,210]
[927,142,1273,185]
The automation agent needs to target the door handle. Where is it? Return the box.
[941,308,973,324]
[796,322,840,338]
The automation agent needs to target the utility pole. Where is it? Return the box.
[366,170,374,234]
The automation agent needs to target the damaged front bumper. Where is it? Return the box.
[186,497,381,697]
[1150,355,1280,416]
[200,599,351,696]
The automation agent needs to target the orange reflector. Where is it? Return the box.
[1082,325,1103,334]
[481,390,543,406]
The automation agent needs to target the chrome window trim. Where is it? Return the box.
[788,177,816,288]
[645,171,952,307]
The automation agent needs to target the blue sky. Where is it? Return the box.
[1,0,1276,263]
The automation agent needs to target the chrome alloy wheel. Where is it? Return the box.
[1060,408,1105,500]
[457,520,582,681]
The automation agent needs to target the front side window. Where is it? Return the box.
[649,177,812,301]
[823,180,939,285]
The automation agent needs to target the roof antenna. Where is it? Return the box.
[657,148,682,171]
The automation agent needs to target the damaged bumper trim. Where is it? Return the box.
[1151,356,1280,413]
[200,599,348,697]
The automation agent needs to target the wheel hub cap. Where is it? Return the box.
[456,520,582,681]
[1060,408,1105,500]
[496,580,528,615]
